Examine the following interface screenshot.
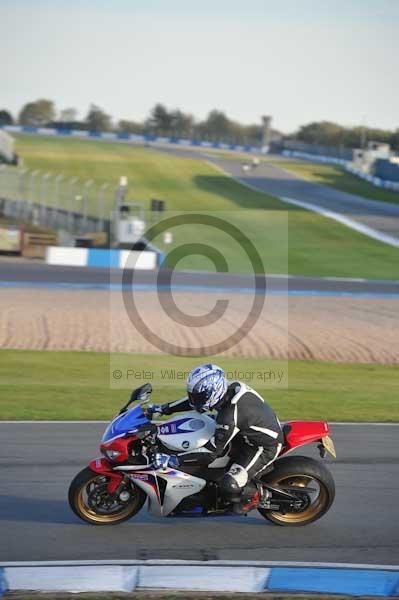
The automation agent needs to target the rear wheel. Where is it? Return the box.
[68,467,146,525]
[258,456,335,526]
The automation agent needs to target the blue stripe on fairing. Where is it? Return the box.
[1,280,399,298]
[157,417,205,435]
[266,567,399,597]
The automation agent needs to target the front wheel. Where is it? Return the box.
[68,467,146,525]
[258,456,335,526]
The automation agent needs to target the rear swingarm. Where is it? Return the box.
[261,484,311,513]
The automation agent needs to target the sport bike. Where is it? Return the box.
[69,383,336,526]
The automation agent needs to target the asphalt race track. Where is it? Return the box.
[1,422,398,564]
[174,149,399,243]
[1,261,399,296]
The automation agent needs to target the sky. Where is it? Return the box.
[1,0,398,133]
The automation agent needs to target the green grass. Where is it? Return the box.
[13,134,283,212]
[7,134,399,279]
[270,158,399,206]
[1,350,398,422]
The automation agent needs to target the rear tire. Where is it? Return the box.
[258,456,335,526]
[68,467,146,525]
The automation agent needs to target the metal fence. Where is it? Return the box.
[0,165,113,234]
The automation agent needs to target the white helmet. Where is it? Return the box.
[187,363,228,412]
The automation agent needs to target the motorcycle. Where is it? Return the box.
[69,383,336,526]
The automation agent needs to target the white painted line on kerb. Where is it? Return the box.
[2,559,399,570]
[207,160,399,248]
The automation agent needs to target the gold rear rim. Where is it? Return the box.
[76,475,137,523]
[269,474,329,524]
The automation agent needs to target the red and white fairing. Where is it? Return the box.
[126,467,206,517]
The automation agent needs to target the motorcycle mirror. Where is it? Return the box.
[119,383,153,415]
[131,382,153,403]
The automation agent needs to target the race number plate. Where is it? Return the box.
[322,435,336,458]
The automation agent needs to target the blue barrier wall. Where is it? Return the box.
[2,125,259,154]
[283,150,399,191]
[374,158,399,183]
[267,567,399,597]
[86,248,121,268]
[0,568,5,597]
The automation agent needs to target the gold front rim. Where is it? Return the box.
[269,474,328,524]
[76,475,136,523]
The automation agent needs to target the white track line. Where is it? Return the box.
[281,195,399,248]
[179,269,399,284]
[207,161,399,248]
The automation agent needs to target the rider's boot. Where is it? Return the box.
[221,473,269,514]
[235,482,271,514]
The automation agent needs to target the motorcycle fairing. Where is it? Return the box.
[157,411,216,452]
[126,466,206,516]
[102,404,149,443]
[281,420,330,455]
[89,457,124,494]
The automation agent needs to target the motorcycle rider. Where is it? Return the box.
[151,363,283,513]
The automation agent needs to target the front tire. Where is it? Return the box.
[258,456,335,526]
[68,467,146,525]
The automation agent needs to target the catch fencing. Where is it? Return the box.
[0,165,112,234]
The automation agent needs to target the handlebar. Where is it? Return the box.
[143,404,156,420]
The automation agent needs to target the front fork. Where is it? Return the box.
[89,457,124,494]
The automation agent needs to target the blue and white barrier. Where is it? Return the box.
[282,150,399,192]
[2,125,259,154]
[45,246,159,270]
[0,569,5,597]
[282,149,349,167]
[267,567,399,597]
[346,163,399,192]
[1,561,399,595]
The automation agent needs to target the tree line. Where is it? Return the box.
[295,121,399,152]
[0,99,398,150]
[0,100,266,146]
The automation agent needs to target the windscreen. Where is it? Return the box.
[102,404,149,443]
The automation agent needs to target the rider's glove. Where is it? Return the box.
[152,452,180,470]
[147,403,164,419]
[167,455,180,469]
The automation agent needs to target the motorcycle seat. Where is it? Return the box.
[282,423,291,440]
